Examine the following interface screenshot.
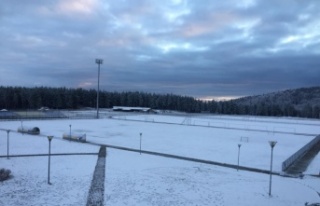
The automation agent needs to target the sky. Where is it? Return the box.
[0,0,319,100]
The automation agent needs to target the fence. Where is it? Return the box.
[282,134,320,171]
[0,110,96,121]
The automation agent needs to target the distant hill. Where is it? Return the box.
[231,87,320,118]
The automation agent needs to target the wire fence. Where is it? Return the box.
[0,110,97,121]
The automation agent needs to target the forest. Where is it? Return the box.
[0,86,319,119]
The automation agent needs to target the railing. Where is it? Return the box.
[282,134,320,171]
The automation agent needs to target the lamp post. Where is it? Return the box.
[6,130,10,159]
[237,144,241,171]
[268,141,277,196]
[47,136,53,185]
[140,133,142,155]
[95,59,103,119]
[69,124,72,139]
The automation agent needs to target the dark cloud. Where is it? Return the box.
[0,0,319,100]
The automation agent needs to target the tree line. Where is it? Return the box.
[0,86,319,118]
[0,86,202,112]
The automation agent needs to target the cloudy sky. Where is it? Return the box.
[1,0,319,100]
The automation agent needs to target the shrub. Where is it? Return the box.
[0,168,12,181]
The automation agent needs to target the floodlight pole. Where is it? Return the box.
[140,133,142,155]
[6,130,10,159]
[95,59,103,119]
[47,136,53,185]
[268,141,277,196]
[237,144,241,171]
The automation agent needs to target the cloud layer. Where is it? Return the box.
[1,0,319,99]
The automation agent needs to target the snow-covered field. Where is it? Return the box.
[0,112,320,205]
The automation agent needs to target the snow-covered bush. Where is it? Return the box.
[0,168,11,181]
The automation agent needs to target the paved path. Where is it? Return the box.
[86,146,106,206]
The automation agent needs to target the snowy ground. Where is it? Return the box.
[106,149,320,206]
[0,113,320,205]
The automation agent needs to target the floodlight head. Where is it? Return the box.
[269,141,277,148]
[47,136,53,141]
[238,144,241,147]
[95,59,103,64]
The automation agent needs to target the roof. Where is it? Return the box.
[112,106,151,112]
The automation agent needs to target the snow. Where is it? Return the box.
[105,148,320,206]
[0,113,320,205]
[1,156,97,205]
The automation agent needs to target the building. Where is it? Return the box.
[112,106,156,113]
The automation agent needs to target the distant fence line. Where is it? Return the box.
[282,134,320,171]
[0,110,97,120]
